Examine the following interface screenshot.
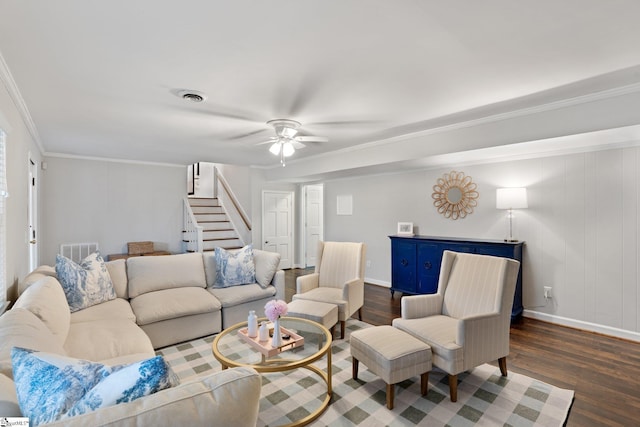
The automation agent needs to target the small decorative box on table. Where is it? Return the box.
[238,325,304,358]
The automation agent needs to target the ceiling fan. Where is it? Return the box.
[260,119,329,166]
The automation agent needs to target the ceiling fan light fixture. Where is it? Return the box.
[282,142,295,157]
[269,142,281,155]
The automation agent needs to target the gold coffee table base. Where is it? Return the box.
[213,317,333,427]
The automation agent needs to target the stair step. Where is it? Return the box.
[205,230,238,239]
[188,197,220,207]
[202,238,243,250]
[192,206,225,214]
[193,213,228,222]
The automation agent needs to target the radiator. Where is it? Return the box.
[59,242,99,263]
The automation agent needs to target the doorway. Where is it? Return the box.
[303,184,324,267]
[28,155,38,271]
[262,190,293,269]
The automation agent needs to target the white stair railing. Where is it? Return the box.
[183,197,204,252]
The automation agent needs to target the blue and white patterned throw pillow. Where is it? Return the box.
[11,347,174,426]
[55,252,116,312]
[213,244,256,288]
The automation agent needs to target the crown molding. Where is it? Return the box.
[44,152,184,168]
[0,51,45,154]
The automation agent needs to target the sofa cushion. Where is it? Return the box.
[130,287,221,326]
[39,367,262,427]
[253,249,281,289]
[19,265,57,295]
[105,259,128,299]
[127,253,206,298]
[55,252,116,312]
[13,276,70,344]
[0,308,67,379]
[208,283,276,308]
[11,347,173,426]
[70,298,136,324]
[64,319,154,362]
[213,244,255,288]
[0,373,21,417]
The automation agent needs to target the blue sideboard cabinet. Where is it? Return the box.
[390,235,524,321]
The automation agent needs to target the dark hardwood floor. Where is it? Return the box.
[285,269,640,427]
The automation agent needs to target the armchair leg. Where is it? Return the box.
[448,374,458,402]
[358,307,362,321]
[386,383,395,409]
[420,372,429,396]
[498,357,508,376]
[340,320,346,339]
[352,357,359,379]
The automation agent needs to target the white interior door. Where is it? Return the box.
[304,184,323,267]
[28,156,38,271]
[262,191,293,269]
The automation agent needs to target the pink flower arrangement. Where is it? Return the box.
[264,299,288,322]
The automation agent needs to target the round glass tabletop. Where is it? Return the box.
[212,316,331,371]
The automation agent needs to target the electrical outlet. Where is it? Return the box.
[366,260,371,268]
[544,286,552,299]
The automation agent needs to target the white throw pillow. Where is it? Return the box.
[253,249,281,289]
[55,252,116,312]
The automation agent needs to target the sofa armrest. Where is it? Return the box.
[400,293,444,319]
[45,367,261,427]
[272,270,285,300]
[342,278,364,317]
[296,273,319,294]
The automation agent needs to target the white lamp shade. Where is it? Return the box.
[269,142,281,155]
[496,187,528,209]
[282,142,295,157]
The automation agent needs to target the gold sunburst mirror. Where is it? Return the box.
[432,171,479,220]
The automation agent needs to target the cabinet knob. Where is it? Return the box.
[400,259,408,267]
[424,261,432,270]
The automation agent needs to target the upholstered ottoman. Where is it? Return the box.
[350,325,432,409]
[287,299,338,337]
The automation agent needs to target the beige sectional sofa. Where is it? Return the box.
[0,249,283,425]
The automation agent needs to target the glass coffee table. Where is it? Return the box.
[212,316,332,427]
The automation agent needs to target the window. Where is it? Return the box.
[0,129,7,300]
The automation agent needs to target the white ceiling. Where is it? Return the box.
[2,1,640,181]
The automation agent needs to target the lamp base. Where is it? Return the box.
[504,238,519,243]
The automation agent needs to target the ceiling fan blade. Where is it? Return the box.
[308,119,383,126]
[291,141,306,149]
[255,137,278,146]
[227,129,267,141]
[273,69,326,117]
[296,136,329,143]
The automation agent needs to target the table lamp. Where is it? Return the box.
[496,188,528,242]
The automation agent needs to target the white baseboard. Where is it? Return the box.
[365,278,391,287]
[523,309,640,343]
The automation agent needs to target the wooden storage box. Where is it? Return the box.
[127,241,154,255]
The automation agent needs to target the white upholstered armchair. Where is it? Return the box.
[293,241,366,339]
[392,250,520,402]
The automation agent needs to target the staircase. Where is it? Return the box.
[184,198,243,252]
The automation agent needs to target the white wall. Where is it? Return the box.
[41,157,186,265]
[0,83,43,302]
[216,163,251,218]
[323,146,640,338]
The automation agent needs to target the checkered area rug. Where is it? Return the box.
[156,320,574,426]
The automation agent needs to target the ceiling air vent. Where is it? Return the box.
[176,89,207,103]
